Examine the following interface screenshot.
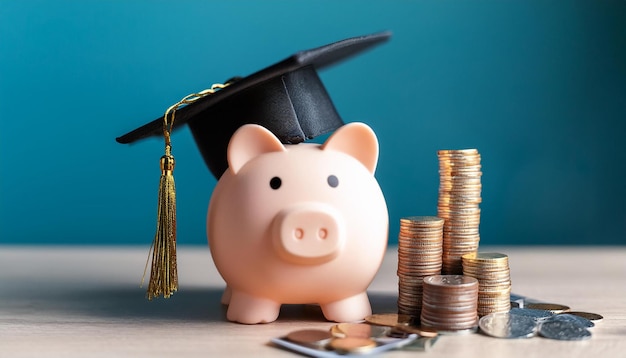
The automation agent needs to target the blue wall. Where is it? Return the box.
[1,1,624,245]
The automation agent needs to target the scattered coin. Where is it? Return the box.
[387,327,412,338]
[525,303,570,314]
[539,320,592,341]
[273,329,417,357]
[328,337,377,353]
[285,329,333,347]
[479,312,537,339]
[335,323,388,338]
[364,313,439,339]
[329,324,345,338]
[550,314,594,328]
[567,311,603,322]
[393,324,439,338]
[365,313,412,327]
[509,308,554,322]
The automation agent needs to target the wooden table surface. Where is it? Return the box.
[1,246,625,357]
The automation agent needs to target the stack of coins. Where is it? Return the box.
[397,216,444,318]
[420,275,479,332]
[462,252,511,317]
[437,149,482,274]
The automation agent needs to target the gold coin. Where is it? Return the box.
[394,324,439,338]
[400,216,444,225]
[398,253,443,258]
[398,247,443,253]
[438,160,481,165]
[465,272,510,278]
[566,311,604,321]
[437,148,479,155]
[399,242,442,248]
[399,229,444,234]
[441,216,481,222]
[398,267,442,273]
[439,160,481,165]
[397,252,442,258]
[478,302,511,308]
[463,263,509,270]
[420,317,478,331]
[328,337,377,353]
[438,192,482,198]
[398,256,443,262]
[336,323,383,338]
[438,157,481,162]
[438,202,481,209]
[286,329,333,345]
[439,171,481,175]
[420,312,478,324]
[329,324,345,338]
[525,303,570,314]
[462,252,508,262]
[364,313,412,327]
[423,276,478,289]
[399,233,442,238]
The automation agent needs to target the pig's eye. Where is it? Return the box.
[270,176,282,190]
[327,175,339,188]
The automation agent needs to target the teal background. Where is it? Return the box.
[1,1,624,245]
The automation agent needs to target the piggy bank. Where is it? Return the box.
[207,122,388,324]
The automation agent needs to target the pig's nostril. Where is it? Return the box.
[294,228,304,240]
[318,228,328,240]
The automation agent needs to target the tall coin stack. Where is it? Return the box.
[462,252,511,317]
[397,216,444,318]
[437,149,482,274]
[420,275,479,332]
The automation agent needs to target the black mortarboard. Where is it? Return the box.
[116,31,391,178]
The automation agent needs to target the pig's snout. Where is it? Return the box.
[272,203,346,265]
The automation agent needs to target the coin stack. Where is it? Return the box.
[462,252,511,317]
[420,275,479,332]
[397,216,444,318]
[437,149,482,274]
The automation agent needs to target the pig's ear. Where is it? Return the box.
[321,122,379,174]
[227,124,286,174]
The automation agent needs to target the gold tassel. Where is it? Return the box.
[145,150,178,299]
[142,98,179,299]
[141,83,230,300]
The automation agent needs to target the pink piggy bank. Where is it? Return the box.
[207,122,388,324]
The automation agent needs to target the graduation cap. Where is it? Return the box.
[116,31,392,179]
[118,31,392,300]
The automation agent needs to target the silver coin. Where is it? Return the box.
[509,307,553,322]
[550,314,594,328]
[478,312,537,339]
[539,320,592,341]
